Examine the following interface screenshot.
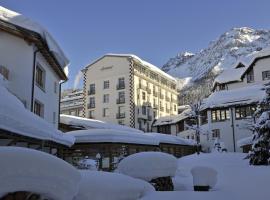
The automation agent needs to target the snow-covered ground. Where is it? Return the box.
[141,153,270,200]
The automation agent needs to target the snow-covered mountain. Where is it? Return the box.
[162,27,270,104]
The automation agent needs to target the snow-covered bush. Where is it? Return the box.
[249,84,270,165]
[191,166,218,191]
[117,152,177,181]
[212,138,227,153]
[75,171,154,200]
[0,147,81,200]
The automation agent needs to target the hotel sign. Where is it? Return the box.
[101,65,113,71]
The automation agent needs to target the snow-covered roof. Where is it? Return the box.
[237,136,253,147]
[0,147,81,200]
[60,114,143,133]
[153,109,192,126]
[67,129,195,146]
[0,6,69,75]
[201,84,265,110]
[214,67,246,85]
[146,132,195,145]
[85,54,177,82]
[0,76,75,146]
[67,129,160,146]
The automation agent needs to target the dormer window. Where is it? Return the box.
[246,68,254,83]
[262,70,270,81]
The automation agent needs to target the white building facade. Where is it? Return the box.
[82,54,178,132]
[0,7,68,127]
[60,90,84,117]
[200,49,270,152]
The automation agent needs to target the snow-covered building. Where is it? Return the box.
[0,75,74,156]
[152,108,196,140]
[60,89,84,117]
[199,49,270,152]
[82,54,178,132]
[0,6,69,127]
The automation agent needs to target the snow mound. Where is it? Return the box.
[237,136,253,147]
[191,166,218,188]
[117,152,178,181]
[75,171,154,200]
[0,75,75,146]
[0,147,81,200]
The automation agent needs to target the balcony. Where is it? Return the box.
[147,115,152,121]
[153,91,158,97]
[160,94,164,99]
[138,84,147,90]
[166,96,171,102]
[116,98,125,104]
[116,113,125,119]
[153,104,158,109]
[160,107,164,112]
[117,84,125,90]
[88,90,95,95]
[87,103,95,109]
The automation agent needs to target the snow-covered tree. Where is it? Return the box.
[249,84,270,165]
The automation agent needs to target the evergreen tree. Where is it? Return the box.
[249,84,270,165]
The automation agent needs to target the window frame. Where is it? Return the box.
[34,99,44,118]
[35,63,46,91]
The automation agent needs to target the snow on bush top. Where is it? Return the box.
[60,114,143,133]
[117,152,178,181]
[0,6,69,75]
[237,136,253,147]
[191,166,218,188]
[0,75,75,146]
[0,147,81,200]
[75,171,154,200]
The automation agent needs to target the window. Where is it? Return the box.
[54,82,58,93]
[158,125,171,134]
[142,106,146,115]
[117,106,125,119]
[200,110,208,125]
[0,66,9,80]
[103,94,109,103]
[89,97,95,108]
[211,109,230,122]
[103,108,109,117]
[219,84,226,90]
[247,68,254,83]
[142,92,146,100]
[104,80,110,89]
[117,91,125,104]
[174,104,177,112]
[212,129,220,139]
[53,112,56,124]
[262,70,270,81]
[89,110,94,119]
[89,84,95,95]
[235,105,256,119]
[118,120,125,125]
[117,77,125,89]
[34,100,44,118]
[36,64,45,90]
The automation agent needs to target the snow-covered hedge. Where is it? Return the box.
[75,171,154,200]
[191,166,218,189]
[117,152,178,181]
[0,147,81,200]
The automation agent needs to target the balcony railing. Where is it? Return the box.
[116,98,125,104]
[87,103,95,109]
[116,84,125,90]
[116,113,125,119]
[88,90,95,95]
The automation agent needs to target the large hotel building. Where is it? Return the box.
[82,54,178,132]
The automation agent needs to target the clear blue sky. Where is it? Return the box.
[1,0,270,89]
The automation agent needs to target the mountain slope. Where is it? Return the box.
[162,27,270,104]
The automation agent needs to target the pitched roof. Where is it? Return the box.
[153,109,192,126]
